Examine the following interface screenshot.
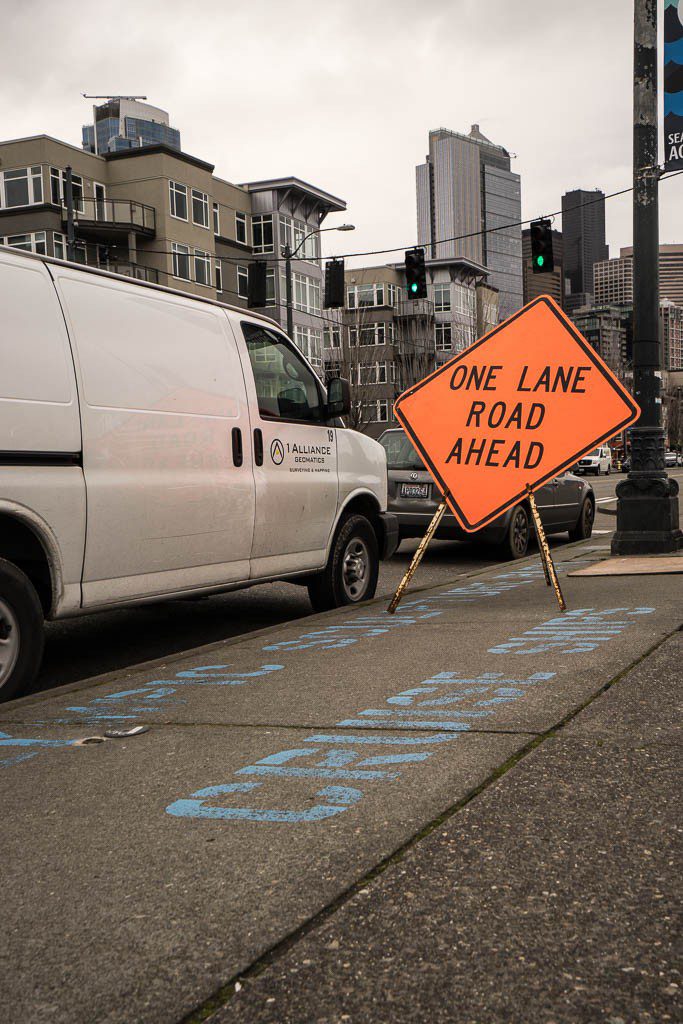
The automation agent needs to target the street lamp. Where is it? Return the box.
[283,223,355,337]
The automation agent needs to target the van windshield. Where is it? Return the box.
[379,430,425,470]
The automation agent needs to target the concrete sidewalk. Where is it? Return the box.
[0,540,681,1023]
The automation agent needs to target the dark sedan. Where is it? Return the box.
[379,428,596,560]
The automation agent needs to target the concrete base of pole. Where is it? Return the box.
[612,480,682,554]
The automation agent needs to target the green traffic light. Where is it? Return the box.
[536,255,545,268]
[410,282,418,293]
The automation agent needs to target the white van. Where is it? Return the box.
[0,248,397,700]
[573,445,613,476]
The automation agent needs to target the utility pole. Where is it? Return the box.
[283,243,294,338]
[64,166,76,263]
[612,0,682,554]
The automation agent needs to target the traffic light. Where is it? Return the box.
[530,219,554,273]
[324,258,345,308]
[248,261,267,307]
[404,247,427,298]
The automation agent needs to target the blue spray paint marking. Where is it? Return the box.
[0,730,78,767]
[488,607,656,655]
[166,670,554,823]
[164,594,654,828]
[166,781,363,823]
[4,566,542,768]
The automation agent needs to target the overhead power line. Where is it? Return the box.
[100,168,683,268]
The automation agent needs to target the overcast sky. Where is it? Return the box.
[3,0,681,266]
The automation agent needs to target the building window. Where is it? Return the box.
[237,265,249,299]
[235,211,247,244]
[53,232,65,260]
[358,362,388,385]
[435,323,452,351]
[290,272,321,315]
[192,189,209,228]
[0,231,47,254]
[0,166,43,209]
[349,323,389,346]
[212,202,220,235]
[323,324,342,349]
[264,269,275,305]
[387,283,401,307]
[294,326,323,370]
[49,167,83,212]
[434,283,451,312]
[215,261,223,292]
[194,249,211,286]
[452,282,475,316]
[172,242,190,280]
[252,214,273,254]
[52,231,86,263]
[169,181,188,220]
[347,283,386,309]
[362,400,389,423]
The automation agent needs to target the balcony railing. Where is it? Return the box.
[396,299,434,318]
[63,197,156,236]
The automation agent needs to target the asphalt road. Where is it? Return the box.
[32,468,683,696]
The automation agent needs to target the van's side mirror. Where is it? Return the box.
[325,376,351,418]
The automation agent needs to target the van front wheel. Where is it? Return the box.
[0,559,44,702]
[308,514,379,613]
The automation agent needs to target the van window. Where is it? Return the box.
[241,322,323,422]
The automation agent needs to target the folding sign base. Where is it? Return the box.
[387,486,567,615]
[526,485,566,612]
[387,492,450,614]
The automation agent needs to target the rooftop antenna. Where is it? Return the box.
[82,94,148,101]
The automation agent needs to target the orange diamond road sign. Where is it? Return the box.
[394,295,640,533]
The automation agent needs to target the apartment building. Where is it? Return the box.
[323,256,493,437]
[571,305,630,379]
[661,300,683,372]
[596,245,683,308]
[0,134,345,372]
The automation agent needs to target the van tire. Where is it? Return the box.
[308,514,379,612]
[0,559,44,702]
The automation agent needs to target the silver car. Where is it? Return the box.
[379,428,596,560]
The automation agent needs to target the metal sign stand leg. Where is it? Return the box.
[526,485,567,612]
[388,493,450,615]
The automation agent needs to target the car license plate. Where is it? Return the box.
[401,483,430,499]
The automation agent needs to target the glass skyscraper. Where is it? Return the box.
[82,99,181,155]
[416,125,523,322]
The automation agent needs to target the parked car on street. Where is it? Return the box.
[664,450,678,467]
[572,445,613,475]
[0,246,398,700]
[378,428,595,561]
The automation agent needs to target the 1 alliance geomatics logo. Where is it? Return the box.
[270,438,285,465]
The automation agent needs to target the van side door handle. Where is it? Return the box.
[231,427,243,467]
[253,428,263,466]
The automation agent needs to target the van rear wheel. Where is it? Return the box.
[0,559,44,702]
[308,514,379,613]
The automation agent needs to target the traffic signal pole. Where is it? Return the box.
[612,0,682,554]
